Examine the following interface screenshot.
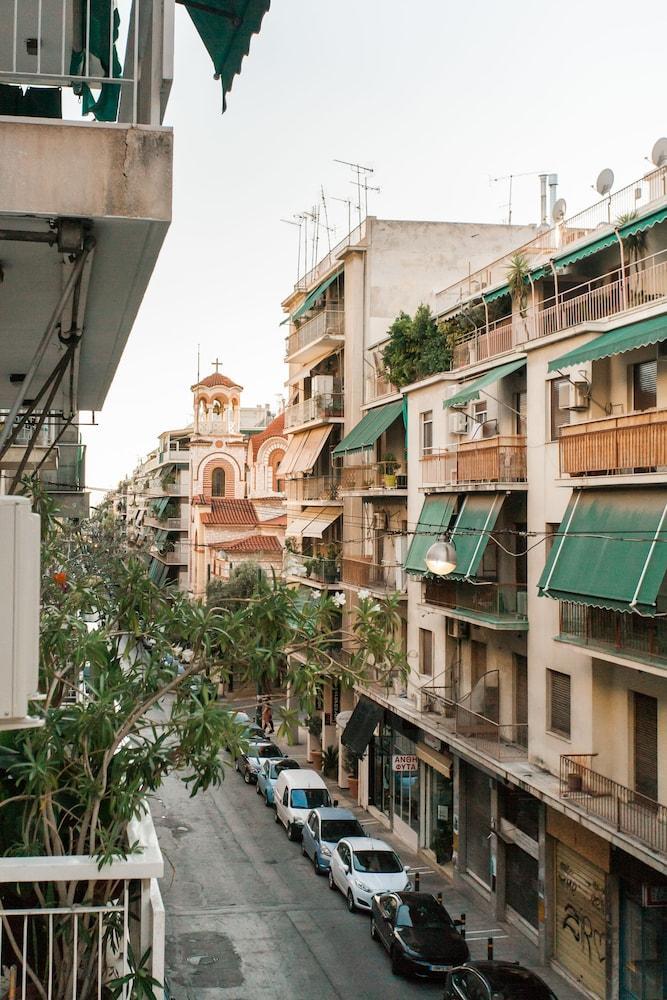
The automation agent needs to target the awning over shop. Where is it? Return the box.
[288,507,341,539]
[180,0,271,110]
[277,425,333,477]
[332,400,404,457]
[292,269,342,322]
[151,497,170,517]
[553,231,618,270]
[447,493,505,580]
[405,495,457,575]
[538,488,667,615]
[443,357,526,409]
[341,696,384,756]
[547,315,667,373]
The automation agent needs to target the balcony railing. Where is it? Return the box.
[559,601,667,666]
[284,393,344,428]
[340,462,407,492]
[559,408,667,477]
[342,556,406,592]
[286,552,341,585]
[452,317,514,369]
[285,476,341,502]
[560,754,667,855]
[421,436,526,486]
[144,515,187,531]
[421,685,527,761]
[285,309,344,359]
[366,373,398,402]
[295,220,366,291]
[424,580,528,623]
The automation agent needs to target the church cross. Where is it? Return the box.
[211,357,222,373]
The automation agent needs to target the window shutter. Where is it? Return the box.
[549,670,571,737]
[633,692,658,800]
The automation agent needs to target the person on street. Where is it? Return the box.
[262,699,274,735]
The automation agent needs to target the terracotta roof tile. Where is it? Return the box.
[192,493,207,506]
[200,498,257,526]
[250,411,286,457]
[194,372,243,390]
[262,514,287,527]
[213,535,283,554]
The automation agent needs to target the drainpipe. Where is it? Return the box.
[614,228,627,311]
[527,273,536,341]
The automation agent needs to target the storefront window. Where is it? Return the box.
[392,733,419,833]
[427,767,453,863]
[369,725,392,818]
[621,883,667,1000]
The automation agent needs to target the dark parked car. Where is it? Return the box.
[443,961,559,999]
[235,741,284,783]
[370,892,469,977]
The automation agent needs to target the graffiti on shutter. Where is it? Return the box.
[554,843,606,998]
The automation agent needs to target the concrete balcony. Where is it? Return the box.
[558,601,667,669]
[284,310,344,364]
[152,542,188,566]
[144,515,187,532]
[148,474,190,497]
[286,551,341,586]
[365,373,399,403]
[285,476,341,503]
[559,408,667,479]
[423,579,528,630]
[420,687,528,763]
[340,462,407,496]
[342,556,406,594]
[420,436,526,489]
[284,392,344,429]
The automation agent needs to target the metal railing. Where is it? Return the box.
[559,601,667,665]
[452,317,514,369]
[285,475,341,502]
[424,579,528,622]
[421,685,528,761]
[420,436,526,486]
[152,541,188,565]
[295,220,367,291]
[560,754,667,855]
[286,551,341,585]
[366,373,398,402]
[148,474,190,496]
[284,392,344,428]
[285,309,345,358]
[342,556,406,592]
[340,462,408,491]
[144,514,186,531]
[559,407,667,477]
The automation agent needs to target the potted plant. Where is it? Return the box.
[344,747,360,800]
[382,452,399,488]
[307,714,323,768]
[322,745,339,777]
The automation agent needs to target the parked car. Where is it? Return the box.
[274,769,333,841]
[235,741,284,783]
[256,757,300,806]
[370,891,469,977]
[443,961,559,1000]
[223,712,263,751]
[301,807,366,873]
[328,837,410,912]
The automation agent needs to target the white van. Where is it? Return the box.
[274,769,333,841]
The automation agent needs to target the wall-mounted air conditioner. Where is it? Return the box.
[449,411,469,435]
[0,496,42,731]
[446,618,469,639]
[558,378,590,411]
[312,375,334,396]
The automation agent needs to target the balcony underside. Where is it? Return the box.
[286,333,344,366]
[420,601,528,631]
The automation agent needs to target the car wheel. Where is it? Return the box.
[390,947,401,976]
[370,918,378,941]
[346,891,356,913]
[287,823,296,841]
[274,809,280,824]
[313,854,322,874]
[243,770,251,784]
[255,782,261,795]
[328,869,336,891]
[264,793,272,808]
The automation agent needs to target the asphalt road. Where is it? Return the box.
[155,754,445,999]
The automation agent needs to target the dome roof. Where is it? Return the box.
[193,372,243,390]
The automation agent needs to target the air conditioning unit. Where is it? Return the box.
[312,375,334,396]
[0,496,42,731]
[446,618,470,639]
[558,378,590,411]
[516,590,528,617]
[449,411,469,435]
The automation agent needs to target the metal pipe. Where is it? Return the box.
[548,174,559,218]
[0,229,57,245]
[539,174,548,226]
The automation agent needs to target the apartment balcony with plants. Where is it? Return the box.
[285,536,342,589]
[283,268,345,365]
[335,398,407,497]
[285,473,341,504]
[284,387,344,431]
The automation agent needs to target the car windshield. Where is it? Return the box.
[276,760,299,774]
[255,744,282,758]
[395,899,452,929]
[353,850,403,874]
[320,820,364,842]
[290,788,331,809]
[484,968,554,1000]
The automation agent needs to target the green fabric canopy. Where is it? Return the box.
[292,269,342,321]
[483,284,510,303]
[538,488,667,615]
[332,400,404,456]
[619,207,667,239]
[151,497,170,517]
[405,495,457,575]
[180,0,271,110]
[529,264,550,281]
[554,232,618,270]
[447,494,505,580]
[444,357,525,409]
[547,315,667,372]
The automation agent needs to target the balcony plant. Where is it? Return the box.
[306,714,323,769]
[616,211,649,304]
[507,253,530,319]
[382,452,399,488]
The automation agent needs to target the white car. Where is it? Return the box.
[274,769,333,841]
[328,837,411,912]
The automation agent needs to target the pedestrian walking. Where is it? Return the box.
[262,699,274,735]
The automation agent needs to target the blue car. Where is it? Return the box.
[256,757,300,805]
[301,807,366,874]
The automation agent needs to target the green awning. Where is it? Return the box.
[151,497,170,517]
[405,495,457,575]
[530,265,550,281]
[538,488,667,615]
[148,558,162,582]
[154,529,168,545]
[554,231,618,270]
[447,494,505,580]
[332,400,404,456]
[619,207,667,239]
[483,284,510,303]
[547,315,667,372]
[292,269,342,322]
[181,0,271,110]
[444,358,525,409]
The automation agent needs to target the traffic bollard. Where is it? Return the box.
[437,891,443,906]
[460,913,466,939]
[487,937,494,960]
[414,871,420,891]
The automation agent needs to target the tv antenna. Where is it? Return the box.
[350,176,381,220]
[332,195,353,237]
[334,158,374,226]
[490,171,544,225]
[651,137,667,168]
[280,214,305,281]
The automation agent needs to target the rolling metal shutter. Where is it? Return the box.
[633,692,658,801]
[554,843,607,998]
[549,670,571,738]
[464,766,491,887]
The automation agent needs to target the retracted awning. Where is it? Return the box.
[288,507,341,539]
[447,493,505,580]
[538,488,667,615]
[277,425,333,477]
[154,529,168,545]
[151,497,170,517]
[179,0,271,110]
[405,495,457,575]
[341,696,384,756]
[554,231,618,270]
[547,315,667,373]
[292,269,342,322]
[443,358,526,409]
[332,400,404,457]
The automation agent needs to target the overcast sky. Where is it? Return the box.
[84,0,667,498]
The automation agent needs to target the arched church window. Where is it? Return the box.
[212,467,226,497]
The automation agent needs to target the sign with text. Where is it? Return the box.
[392,754,418,773]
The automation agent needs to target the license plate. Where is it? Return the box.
[430,966,448,972]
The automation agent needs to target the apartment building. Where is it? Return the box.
[341,165,667,1000]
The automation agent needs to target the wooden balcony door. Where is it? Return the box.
[633,692,658,801]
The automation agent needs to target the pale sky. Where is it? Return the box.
[84,0,667,498]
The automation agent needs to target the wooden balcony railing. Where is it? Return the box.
[424,580,528,622]
[285,309,344,358]
[559,601,667,666]
[560,754,667,855]
[340,462,407,492]
[421,436,526,486]
[342,556,405,592]
[285,476,341,502]
[559,408,667,477]
[284,393,344,428]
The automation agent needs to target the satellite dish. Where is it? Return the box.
[552,198,567,223]
[651,138,667,168]
[595,168,614,196]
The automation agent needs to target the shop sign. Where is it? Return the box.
[392,754,418,773]
[642,884,667,907]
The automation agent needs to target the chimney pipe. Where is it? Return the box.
[539,174,548,226]
[548,174,559,219]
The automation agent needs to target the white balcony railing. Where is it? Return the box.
[284,392,344,428]
[285,309,344,359]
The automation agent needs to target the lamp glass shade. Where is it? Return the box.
[425,540,457,576]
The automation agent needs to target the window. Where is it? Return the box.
[550,378,571,440]
[211,467,226,497]
[419,628,433,676]
[633,692,658,800]
[633,360,657,412]
[420,410,433,456]
[548,669,571,738]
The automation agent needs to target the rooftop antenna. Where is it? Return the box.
[651,137,667,168]
[304,206,320,271]
[353,175,381,219]
[334,158,374,227]
[321,186,334,253]
[280,215,304,281]
[490,170,548,225]
[332,195,353,237]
